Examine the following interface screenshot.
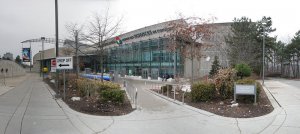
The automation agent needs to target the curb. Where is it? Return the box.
[260,81,281,108]
[145,85,282,120]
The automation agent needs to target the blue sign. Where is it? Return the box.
[22,48,31,62]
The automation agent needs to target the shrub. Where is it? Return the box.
[235,63,252,79]
[214,68,236,99]
[209,56,221,77]
[236,78,261,101]
[191,82,215,102]
[100,89,125,103]
[161,85,173,93]
[77,78,120,97]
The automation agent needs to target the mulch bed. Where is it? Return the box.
[153,87,274,118]
[44,77,133,116]
[65,96,133,116]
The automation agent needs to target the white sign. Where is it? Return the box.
[51,59,56,72]
[235,85,255,95]
[234,83,257,104]
[56,57,73,70]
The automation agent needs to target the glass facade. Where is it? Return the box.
[104,38,183,79]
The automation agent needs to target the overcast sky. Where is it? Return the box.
[0,0,299,59]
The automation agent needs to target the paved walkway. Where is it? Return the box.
[0,74,79,134]
[1,74,300,134]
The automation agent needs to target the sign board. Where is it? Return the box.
[56,57,73,70]
[22,48,31,62]
[234,83,257,104]
[51,59,56,72]
[235,85,255,95]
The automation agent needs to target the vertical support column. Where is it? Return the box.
[30,42,32,72]
[158,38,161,78]
[55,0,60,93]
[41,37,45,80]
[149,39,152,79]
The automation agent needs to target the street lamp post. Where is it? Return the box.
[55,0,60,93]
[41,37,45,80]
[39,51,42,77]
[262,23,266,85]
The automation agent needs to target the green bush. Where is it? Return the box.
[235,63,252,79]
[236,78,261,102]
[191,82,215,102]
[209,56,221,77]
[161,85,173,93]
[100,89,125,103]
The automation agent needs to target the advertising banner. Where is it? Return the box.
[22,48,31,62]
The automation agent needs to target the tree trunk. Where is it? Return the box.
[297,56,300,78]
[75,33,79,78]
[100,49,104,82]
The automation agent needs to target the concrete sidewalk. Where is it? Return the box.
[0,74,79,134]
[260,79,300,133]
[0,74,28,96]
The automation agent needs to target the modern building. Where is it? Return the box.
[100,21,231,79]
[34,20,232,80]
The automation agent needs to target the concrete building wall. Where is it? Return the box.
[184,23,231,78]
[0,60,26,77]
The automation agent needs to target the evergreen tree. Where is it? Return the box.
[225,16,276,74]
[209,56,221,77]
[15,55,21,64]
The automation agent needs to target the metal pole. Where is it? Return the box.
[262,27,265,85]
[40,52,42,77]
[63,69,66,100]
[3,72,6,86]
[41,37,45,80]
[135,87,138,109]
[30,42,32,72]
[55,0,60,93]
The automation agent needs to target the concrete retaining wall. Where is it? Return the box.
[0,60,26,77]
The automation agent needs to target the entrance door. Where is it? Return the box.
[142,68,148,79]
[151,68,159,79]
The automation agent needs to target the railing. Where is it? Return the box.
[123,80,138,109]
[145,80,190,104]
[115,77,138,109]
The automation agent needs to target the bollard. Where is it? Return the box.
[174,86,176,101]
[182,91,186,104]
[135,87,138,109]
[167,85,169,97]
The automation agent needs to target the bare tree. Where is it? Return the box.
[65,22,84,78]
[84,12,122,82]
[166,15,215,83]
